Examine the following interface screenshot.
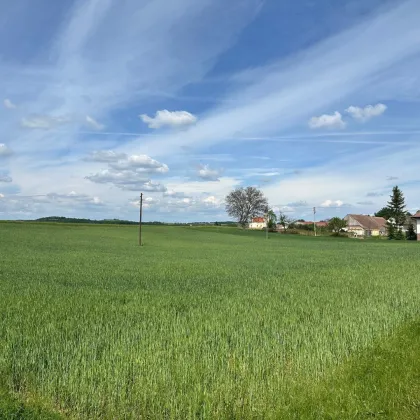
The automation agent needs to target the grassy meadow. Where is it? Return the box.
[1,222,420,419]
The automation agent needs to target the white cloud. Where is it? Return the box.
[163,190,190,199]
[202,195,222,206]
[21,115,71,130]
[4,99,17,109]
[0,191,104,215]
[0,175,12,183]
[0,193,4,198]
[197,164,221,181]
[0,144,12,157]
[308,112,346,130]
[345,103,387,122]
[140,110,197,129]
[131,192,223,213]
[86,169,167,192]
[262,144,420,218]
[287,201,309,208]
[137,181,167,192]
[109,155,169,173]
[85,150,127,163]
[85,115,105,131]
[47,191,104,206]
[85,169,149,185]
[85,153,169,192]
[321,200,344,207]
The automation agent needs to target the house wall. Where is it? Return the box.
[347,227,365,237]
[249,222,266,229]
[416,219,420,241]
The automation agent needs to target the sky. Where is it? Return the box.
[1,0,420,222]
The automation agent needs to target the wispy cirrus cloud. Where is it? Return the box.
[85,115,105,131]
[0,144,13,157]
[3,99,17,109]
[135,0,420,157]
[0,175,13,183]
[21,115,71,130]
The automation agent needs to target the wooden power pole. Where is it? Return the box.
[313,206,317,237]
[139,193,143,246]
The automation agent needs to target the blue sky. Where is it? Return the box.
[1,0,420,222]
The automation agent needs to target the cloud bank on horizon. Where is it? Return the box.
[1,0,420,221]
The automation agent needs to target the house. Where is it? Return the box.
[344,214,387,237]
[412,211,420,240]
[248,217,266,229]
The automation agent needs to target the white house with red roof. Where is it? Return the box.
[412,211,420,240]
[248,217,266,229]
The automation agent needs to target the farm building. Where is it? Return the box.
[344,214,387,237]
[248,217,266,229]
[412,211,420,240]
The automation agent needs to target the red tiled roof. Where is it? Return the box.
[252,217,265,223]
[412,211,420,218]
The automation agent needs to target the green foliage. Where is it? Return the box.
[1,223,420,418]
[406,223,417,241]
[387,221,395,240]
[278,212,295,232]
[267,209,277,229]
[394,228,405,240]
[328,217,347,235]
[386,186,407,227]
[0,388,61,420]
[375,207,393,220]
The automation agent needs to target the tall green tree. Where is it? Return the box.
[386,186,406,227]
[387,220,395,240]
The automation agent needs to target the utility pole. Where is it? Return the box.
[266,209,269,240]
[313,206,317,237]
[139,193,143,246]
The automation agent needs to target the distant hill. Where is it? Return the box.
[32,217,235,226]
[35,216,139,225]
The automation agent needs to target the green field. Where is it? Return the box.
[1,223,420,419]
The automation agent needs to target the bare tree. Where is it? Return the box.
[225,187,268,228]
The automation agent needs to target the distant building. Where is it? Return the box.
[248,217,266,229]
[344,214,387,237]
[412,211,420,240]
